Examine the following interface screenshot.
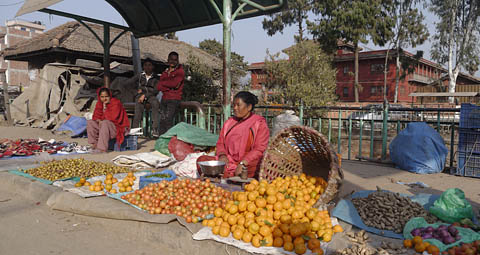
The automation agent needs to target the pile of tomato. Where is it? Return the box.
[121,179,232,223]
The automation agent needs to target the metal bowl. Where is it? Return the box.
[198,160,226,177]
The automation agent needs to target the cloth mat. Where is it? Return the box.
[192,218,338,255]
[111,151,176,169]
[53,171,150,198]
[8,169,79,185]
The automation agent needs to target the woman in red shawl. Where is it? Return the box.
[87,87,130,152]
[198,91,269,178]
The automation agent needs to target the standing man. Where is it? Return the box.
[157,51,185,135]
[132,58,161,137]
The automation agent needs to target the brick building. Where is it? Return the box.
[248,43,480,103]
[0,20,45,89]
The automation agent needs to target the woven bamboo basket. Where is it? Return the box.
[259,126,344,207]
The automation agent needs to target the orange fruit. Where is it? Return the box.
[252,235,262,247]
[403,239,413,248]
[242,231,253,243]
[247,203,256,212]
[248,191,259,201]
[238,201,247,212]
[248,222,260,235]
[427,245,439,254]
[273,227,283,237]
[312,247,324,255]
[219,226,230,237]
[273,237,284,247]
[259,225,272,237]
[307,238,321,250]
[273,201,283,211]
[294,243,307,255]
[255,197,267,208]
[212,225,221,235]
[228,205,238,214]
[414,243,426,253]
[237,192,247,201]
[280,214,292,224]
[237,215,245,226]
[227,215,237,226]
[333,224,343,233]
[412,236,423,246]
[284,242,294,252]
[233,229,243,240]
[293,236,305,246]
[282,199,292,210]
[264,235,273,247]
[283,234,293,243]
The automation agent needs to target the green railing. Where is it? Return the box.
[175,104,460,170]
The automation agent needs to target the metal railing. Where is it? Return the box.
[176,104,461,170]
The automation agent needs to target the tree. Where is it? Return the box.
[182,54,221,103]
[430,0,480,103]
[308,0,394,102]
[262,0,312,42]
[264,41,337,108]
[161,32,178,40]
[383,0,429,103]
[198,39,248,89]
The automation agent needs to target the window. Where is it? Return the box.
[343,87,349,97]
[20,27,26,31]
[371,64,384,73]
[343,66,349,74]
[400,86,405,96]
[370,86,383,95]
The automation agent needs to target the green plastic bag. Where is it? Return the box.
[403,217,480,252]
[154,122,219,156]
[429,188,474,223]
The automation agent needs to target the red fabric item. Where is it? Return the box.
[195,155,217,176]
[157,65,185,100]
[168,136,194,161]
[92,88,130,145]
[216,113,270,178]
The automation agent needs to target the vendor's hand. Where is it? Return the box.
[138,94,145,103]
[218,155,228,164]
[234,164,243,177]
[137,89,142,94]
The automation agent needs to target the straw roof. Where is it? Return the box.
[2,21,220,69]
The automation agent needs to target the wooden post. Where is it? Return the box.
[0,69,12,125]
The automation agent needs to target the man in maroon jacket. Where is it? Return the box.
[157,51,185,135]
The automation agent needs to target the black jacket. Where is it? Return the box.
[137,72,159,98]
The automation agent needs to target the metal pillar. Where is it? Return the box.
[103,25,111,88]
[222,0,233,121]
[131,35,142,75]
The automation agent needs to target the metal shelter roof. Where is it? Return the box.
[409,92,480,97]
[16,0,285,38]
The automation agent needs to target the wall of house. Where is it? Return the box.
[335,57,417,103]
[1,21,45,88]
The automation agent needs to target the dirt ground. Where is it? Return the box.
[0,126,479,254]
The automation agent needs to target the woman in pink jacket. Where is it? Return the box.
[214,91,270,178]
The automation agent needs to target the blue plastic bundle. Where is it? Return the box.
[389,122,448,174]
[139,169,177,189]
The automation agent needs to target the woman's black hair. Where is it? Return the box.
[234,91,258,111]
[98,87,110,96]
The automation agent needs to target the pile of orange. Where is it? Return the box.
[403,236,440,255]
[80,172,135,194]
[203,174,343,254]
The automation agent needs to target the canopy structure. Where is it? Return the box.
[15,0,286,120]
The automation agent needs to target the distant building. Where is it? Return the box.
[248,43,480,104]
[335,49,480,103]
[0,20,46,88]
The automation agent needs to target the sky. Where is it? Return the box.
[0,0,457,73]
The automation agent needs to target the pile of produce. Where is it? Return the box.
[410,224,461,244]
[0,138,65,157]
[25,158,132,181]
[442,240,480,254]
[352,189,437,233]
[403,236,441,254]
[144,173,172,179]
[74,172,135,194]
[121,179,232,222]
[204,174,342,254]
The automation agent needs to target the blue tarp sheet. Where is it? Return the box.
[57,116,87,137]
[331,190,440,239]
[389,122,448,174]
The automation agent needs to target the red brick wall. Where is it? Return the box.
[9,60,28,70]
